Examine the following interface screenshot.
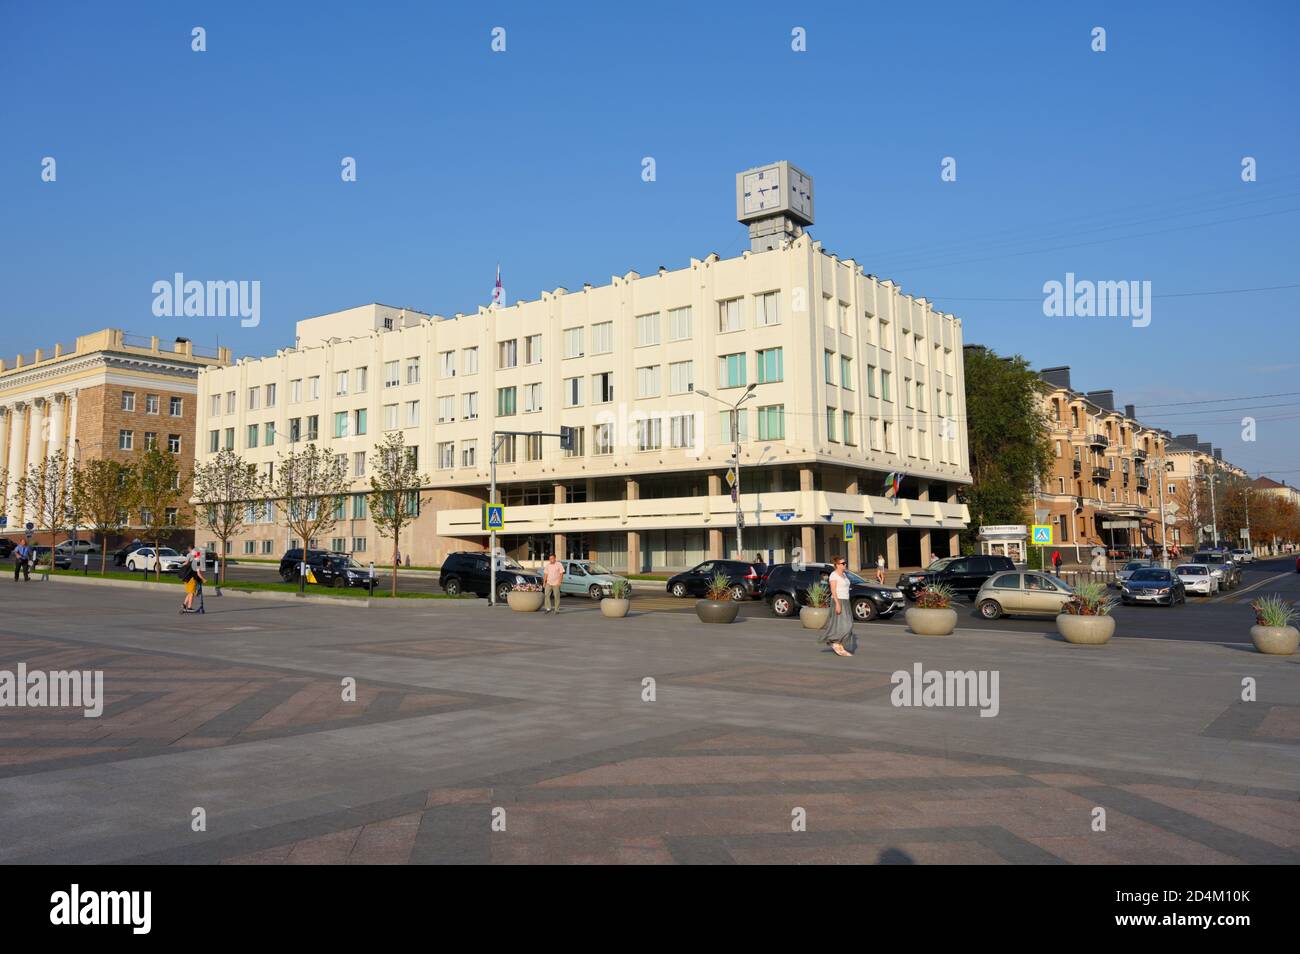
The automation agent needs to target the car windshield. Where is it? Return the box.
[1177,565,1206,575]
[1123,562,1149,571]
[1196,554,1226,564]
[845,571,870,585]
[1042,573,1073,591]
[330,556,361,569]
[581,562,614,576]
[496,557,524,571]
[156,548,180,557]
[1130,569,1168,581]
[925,558,955,571]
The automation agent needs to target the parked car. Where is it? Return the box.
[1193,551,1240,590]
[29,546,72,570]
[899,554,1017,602]
[126,547,187,572]
[278,548,373,588]
[975,571,1075,620]
[0,538,16,558]
[113,541,146,566]
[558,560,628,600]
[1114,559,1155,585]
[666,560,763,601]
[763,562,905,622]
[1230,548,1253,564]
[438,551,542,601]
[1119,566,1185,606]
[54,539,97,555]
[1174,563,1218,596]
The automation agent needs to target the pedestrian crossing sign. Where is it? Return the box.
[1031,525,1053,545]
[843,521,855,542]
[482,503,506,531]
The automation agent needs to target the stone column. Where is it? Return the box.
[625,477,640,574]
[23,399,45,523]
[707,473,723,557]
[552,482,566,559]
[916,478,930,567]
[47,393,67,461]
[947,484,962,557]
[886,528,899,569]
[6,404,24,526]
[800,525,816,563]
[63,389,79,461]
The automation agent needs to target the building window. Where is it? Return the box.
[247,425,259,448]
[168,434,181,453]
[755,291,780,327]
[438,442,455,469]
[226,391,236,413]
[208,430,219,453]
[594,372,614,403]
[121,391,136,412]
[264,423,274,446]
[668,306,692,341]
[757,405,785,440]
[462,347,479,375]
[824,350,835,384]
[387,403,401,430]
[406,357,420,385]
[384,361,400,387]
[353,451,366,477]
[669,360,694,394]
[880,370,892,402]
[523,382,543,413]
[720,409,749,444]
[353,369,366,393]
[636,366,660,399]
[838,301,851,333]
[352,537,367,553]
[636,417,661,451]
[289,379,302,404]
[165,507,178,526]
[333,412,348,439]
[718,353,746,389]
[636,313,660,347]
[461,440,477,468]
[843,411,856,446]
[525,334,542,365]
[498,435,517,463]
[562,328,583,359]
[496,386,516,417]
[756,348,783,384]
[307,377,320,400]
[826,407,838,442]
[335,371,349,396]
[718,298,743,333]
[525,434,543,461]
[144,431,158,450]
[594,423,614,455]
[840,356,853,390]
[405,400,419,427]
[591,322,613,354]
[463,392,479,420]
[439,351,456,378]
[670,414,696,449]
[145,394,160,414]
[353,408,367,436]
[210,394,221,417]
[224,427,235,450]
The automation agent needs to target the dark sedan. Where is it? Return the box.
[666,559,764,601]
[29,546,73,570]
[1118,567,1185,607]
[763,563,905,622]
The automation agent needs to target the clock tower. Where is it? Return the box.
[735,161,814,252]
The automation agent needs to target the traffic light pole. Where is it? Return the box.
[488,427,574,606]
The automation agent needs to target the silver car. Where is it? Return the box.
[559,560,629,600]
[976,571,1075,620]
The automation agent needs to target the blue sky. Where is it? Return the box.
[3,0,1298,476]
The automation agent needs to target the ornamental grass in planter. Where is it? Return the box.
[1250,595,1299,655]
[1056,581,1117,644]
[601,577,632,619]
[800,582,831,630]
[506,580,545,613]
[696,570,740,624]
[905,583,958,636]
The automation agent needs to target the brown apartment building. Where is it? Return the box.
[0,329,231,546]
[1035,366,1173,559]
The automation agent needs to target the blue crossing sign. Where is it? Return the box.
[482,503,505,531]
[843,521,856,542]
[1031,524,1053,545]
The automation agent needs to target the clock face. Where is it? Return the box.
[789,169,813,219]
[743,167,781,215]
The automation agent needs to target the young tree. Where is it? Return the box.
[367,432,432,595]
[17,449,78,574]
[137,445,189,581]
[270,443,350,592]
[961,346,1055,551]
[72,458,139,575]
[192,449,263,585]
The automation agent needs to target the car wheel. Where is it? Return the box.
[496,582,511,603]
[331,574,345,588]
[444,577,462,597]
[671,582,687,598]
[730,585,747,602]
[127,560,136,572]
[978,599,1002,620]
[853,599,877,622]
[589,584,603,601]
[771,594,796,618]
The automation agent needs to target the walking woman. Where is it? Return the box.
[820,556,856,657]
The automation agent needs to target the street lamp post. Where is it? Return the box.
[696,384,756,557]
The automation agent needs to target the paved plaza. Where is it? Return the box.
[1,579,1297,864]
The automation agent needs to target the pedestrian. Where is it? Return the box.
[181,548,206,613]
[1052,550,1062,575]
[819,556,855,657]
[13,542,31,582]
[542,553,564,614]
[875,554,886,585]
[1143,545,1153,561]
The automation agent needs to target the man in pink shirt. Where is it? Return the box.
[542,553,565,613]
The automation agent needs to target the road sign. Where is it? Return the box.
[482,503,505,531]
[25,522,33,532]
[559,426,575,451]
[775,510,794,522]
[0,516,6,528]
[1103,520,1140,529]
[1031,524,1053,545]
[843,521,855,542]
[725,468,736,488]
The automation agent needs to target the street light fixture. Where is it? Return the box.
[696,383,757,556]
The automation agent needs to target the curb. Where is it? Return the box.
[39,573,373,608]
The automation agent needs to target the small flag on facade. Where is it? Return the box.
[491,264,505,308]
[884,472,902,499]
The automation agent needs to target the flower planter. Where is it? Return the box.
[600,597,630,619]
[905,607,957,636]
[696,599,739,624]
[506,590,544,613]
[1250,624,1299,655]
[800,606,831,630]
[1056,613,1115,645]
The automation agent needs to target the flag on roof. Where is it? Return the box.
[491,264,505,308]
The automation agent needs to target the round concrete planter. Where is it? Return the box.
[506,590,544,613]
[905,607,958,636]
[1056,613,1115,645]
[800,606,831,630]
[600,597,630,619]
[696,599,739,624]
[1250,624,1299,656]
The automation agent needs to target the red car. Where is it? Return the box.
[1295,555,1300,573]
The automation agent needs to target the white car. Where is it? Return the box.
[1230,549,1253,564]
[55,539,97,555]
[126,547,186,572]
[1175,563,1219,596]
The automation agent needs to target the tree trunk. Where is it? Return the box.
[391,533,399,597]
[101,539,108,576]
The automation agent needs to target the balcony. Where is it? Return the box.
[1075,496,1086,512]
[1088,434,1109,449]
[1134,448,1148,462]
[1071,459,1082,476]
[1091,466,1110,482]
[1136,474,1150,491]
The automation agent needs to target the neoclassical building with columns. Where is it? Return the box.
[0,329,231,542]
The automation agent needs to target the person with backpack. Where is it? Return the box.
[181,549,206,613]
[1052,550,1062,575]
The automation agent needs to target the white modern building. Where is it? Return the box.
[194,163,972,571]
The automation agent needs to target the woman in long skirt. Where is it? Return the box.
[820,556,855,657]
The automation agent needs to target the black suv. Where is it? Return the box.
[0,538,16,558]
[665,560,763,600]
[439,551,543,601]
[763,563,906,622]
[279,548,372,588]
[899,554,1016,601]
